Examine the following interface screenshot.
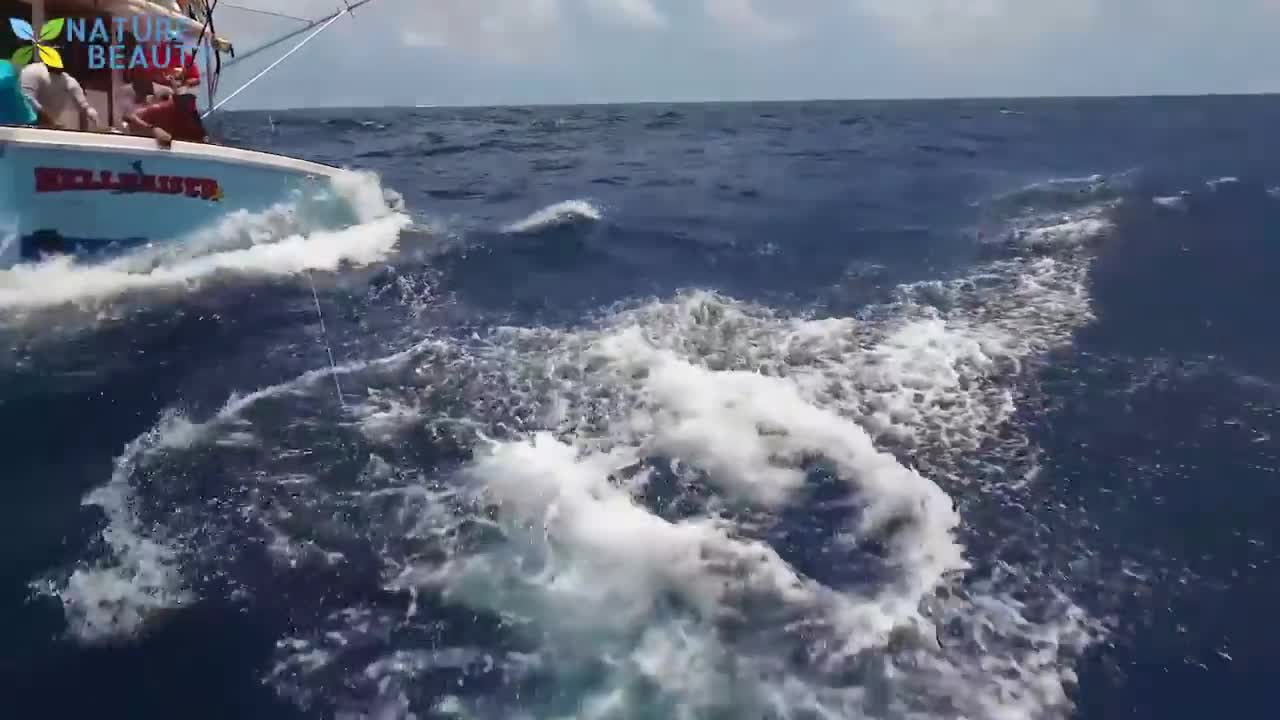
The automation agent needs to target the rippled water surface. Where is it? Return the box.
[2,97,1279,719]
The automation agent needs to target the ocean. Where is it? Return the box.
[1,97,1278,720]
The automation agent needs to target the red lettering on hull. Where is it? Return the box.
[32,167,224,201]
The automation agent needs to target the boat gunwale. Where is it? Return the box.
[0,126,348,178]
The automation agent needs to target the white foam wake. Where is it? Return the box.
[42,187,1117,719]
[1153,193,1190,210]
[501,199,603,234]
[346,218,1106,717]
[0,170,409,312]
[31,343,425,644]
[32,410,201,644]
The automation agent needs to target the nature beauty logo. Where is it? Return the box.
[8,15,199,70]
[9,17,64,68]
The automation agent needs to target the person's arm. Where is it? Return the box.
[66,76,99,130]
[32,107,58,128]
[123,106,173,147]
[170,65,199,89]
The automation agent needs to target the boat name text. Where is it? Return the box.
[34,167,223,201]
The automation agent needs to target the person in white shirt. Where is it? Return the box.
[19,62,99,130]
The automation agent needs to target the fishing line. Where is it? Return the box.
[306,269,347,410]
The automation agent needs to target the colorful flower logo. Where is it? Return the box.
[9,17,65,68]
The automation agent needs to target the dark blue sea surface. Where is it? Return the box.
[2,97,1278,720]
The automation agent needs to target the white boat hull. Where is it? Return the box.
[0,127,361,268]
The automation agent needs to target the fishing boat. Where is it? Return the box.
[0,0,375,267]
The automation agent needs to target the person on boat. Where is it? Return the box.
[138,31,202,93]
[170,30,202,90]
[115,67,172,131]
[0,61,37,127]
[18,62,99,130]
[123,84,209,147]
[115,34,175,131]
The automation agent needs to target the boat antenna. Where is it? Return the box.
[203,1,375,117]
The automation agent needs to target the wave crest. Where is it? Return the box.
[501,199,603,234]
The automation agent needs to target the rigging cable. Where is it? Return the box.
[203,6,350,117]
[218,0,378,72]
[218,2,313,24]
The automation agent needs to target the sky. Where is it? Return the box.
[209,0,1280,110]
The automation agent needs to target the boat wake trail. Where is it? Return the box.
[0,171,409,315]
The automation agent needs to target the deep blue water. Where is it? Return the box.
[1,97,1278,720]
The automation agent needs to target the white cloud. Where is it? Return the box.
[585,0,666,28]
[239,0,567,61]
[359,0,664,61]
[232,0,798,62]
[851,0,1099,53]
[702,0,799,44]
[395,0,563,61]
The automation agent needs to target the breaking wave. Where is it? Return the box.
[502,199,604,234]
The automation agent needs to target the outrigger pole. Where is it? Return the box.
[200,0,380,117]
[219,0,379,71]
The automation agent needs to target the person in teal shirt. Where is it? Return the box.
[0,61,37,126]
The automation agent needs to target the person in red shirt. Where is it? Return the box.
[119,30,200,95]
[124,88,209,147]
[145,31,202,90]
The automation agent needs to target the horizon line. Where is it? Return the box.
[217,90,1279,114]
